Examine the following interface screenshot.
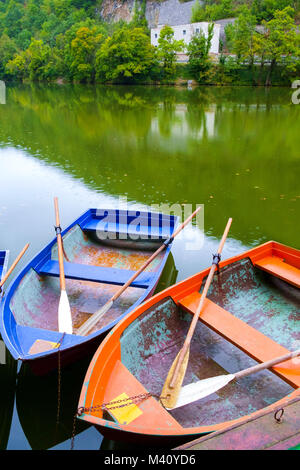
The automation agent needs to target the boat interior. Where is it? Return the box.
[88,243,300,432]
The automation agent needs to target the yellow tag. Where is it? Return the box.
[28,339,60,355]
[106,392,142,424]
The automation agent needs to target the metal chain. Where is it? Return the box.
[71,392,166,450]
[54,332,66,441]
[77,392,161,416]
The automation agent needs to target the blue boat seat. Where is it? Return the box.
[79,219,167,240]
[36,260,152,288]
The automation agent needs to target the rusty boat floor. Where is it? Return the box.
[77,241,300,446]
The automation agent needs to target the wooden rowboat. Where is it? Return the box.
[77,241,300,447]
[0,209,178,374]
[0,250,17,450]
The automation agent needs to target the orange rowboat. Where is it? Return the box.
[77,241,300,447]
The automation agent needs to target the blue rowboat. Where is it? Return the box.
[0,209,178,374]
[0,250,9,291]
[0,250,17,451]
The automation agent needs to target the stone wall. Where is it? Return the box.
[98,0,236,47]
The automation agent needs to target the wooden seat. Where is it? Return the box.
[254,256,300,288]
[178,291,300,388]
[102,360,182,430]
[36,260,151,288]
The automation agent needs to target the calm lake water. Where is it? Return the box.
[0,84,299,450]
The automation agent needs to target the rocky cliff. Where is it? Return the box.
[99,0,198,28]
[98,0,235,44]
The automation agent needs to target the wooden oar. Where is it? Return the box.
[161,218,233,409]
[77,206,202,336]
[166,348,300,409]
[0,243,29,292]
[54,197,73,334]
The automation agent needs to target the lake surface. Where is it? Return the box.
[0,84,299,450]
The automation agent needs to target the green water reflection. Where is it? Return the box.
[1,84,299,248]
[0,83,299,450]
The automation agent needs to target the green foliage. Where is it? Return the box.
[262,7,300,83]
[187,23,215,82]
[6,38,58,81]
[225,7,258,64]
[0,0,298,85]
[95,27,157,83]
[130,0,148,30]
[250,0,297,22]
[225,6,300,84]
[157,25,184,80]
[191,0,235,22]
[68,26,104,82]
[191,0,299,22]
[0,33,17,77]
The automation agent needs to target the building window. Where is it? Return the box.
[183,30,186,35]
[196,28,199,34]
[155,33,157,38]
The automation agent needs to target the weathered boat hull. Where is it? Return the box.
[77,241,300,447]
[0,209,178,375]
[0,250,9,289]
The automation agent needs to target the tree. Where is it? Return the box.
[0,33,17,78]
[6,38,58,81]
[191,0,235,22]
[225,8,258,66]
[69,26,104,82]
[95,27,157,83]
[130,0,148,30]
[157,25,184,80]
[3,0,23,38]
[262,7,299,85]
[187,23,215,82]
[251,0,296,22]
[191,0,206,22]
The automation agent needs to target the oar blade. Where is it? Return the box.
[58,289,73,334]
[160,348,190,409]
[166,374,235,410]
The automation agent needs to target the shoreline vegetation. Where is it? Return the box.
[0,0,299,87]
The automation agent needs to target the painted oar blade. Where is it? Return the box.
[166,374,236,410]
[77,300,113,336]
[160,348,190,409]
[58,289,73,334]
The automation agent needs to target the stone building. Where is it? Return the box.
[151,22,221,60]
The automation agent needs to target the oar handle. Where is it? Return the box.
[235,349,300,380]
[171,206,202,240]
[216,218,233,255]
[54,197,66,291]
[110,206,202,303]
[0,243,29,289]
[169,218,232,388]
